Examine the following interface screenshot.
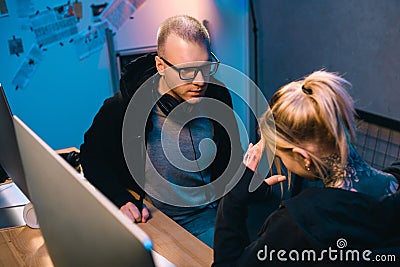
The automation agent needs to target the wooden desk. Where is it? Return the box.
[0,226,51,267]
[0,200,213,267]
[54,147,80,154]
[140,201,213,266]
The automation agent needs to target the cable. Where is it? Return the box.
[188,121,216,207]
[249,0,259,86]
[187,122,207,185]
[249,0,260,143]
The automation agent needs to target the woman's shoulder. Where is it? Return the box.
[346,147,398,196]
[369,167,398,194]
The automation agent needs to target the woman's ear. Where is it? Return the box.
[155,56,165,75]
[292,147,311,168]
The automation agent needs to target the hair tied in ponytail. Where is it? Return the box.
[301,84,313,95]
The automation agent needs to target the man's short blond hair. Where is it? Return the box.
[157,15,211,56]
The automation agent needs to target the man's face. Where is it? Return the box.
[155,34,211,104]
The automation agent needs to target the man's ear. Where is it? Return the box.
[292,147,311,167]
[155,56,165,75]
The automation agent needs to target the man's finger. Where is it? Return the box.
[141,206,150,223]
[126,202,141,222]
[120,202,142,222]
[265,175,286,186]
[120,203,135,221]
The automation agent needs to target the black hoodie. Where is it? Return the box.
[79,53,243,209]
[213,165,400,267]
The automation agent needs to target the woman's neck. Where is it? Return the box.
[321,152,346,188]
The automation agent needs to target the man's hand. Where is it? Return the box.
[120,202,150,223]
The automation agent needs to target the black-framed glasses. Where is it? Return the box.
[160,52,220,81]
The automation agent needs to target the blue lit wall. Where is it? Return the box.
[0,0,250,149]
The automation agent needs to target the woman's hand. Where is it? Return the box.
[264,174,286,186]
[243,139,286,185]
[243,139,265,172]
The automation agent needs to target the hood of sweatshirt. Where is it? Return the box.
[119,52,158,101]
[283,187,399,249]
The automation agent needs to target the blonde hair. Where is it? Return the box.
[157,15,211,56]
[260,70,356,186]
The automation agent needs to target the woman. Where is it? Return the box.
[213,70,399,266]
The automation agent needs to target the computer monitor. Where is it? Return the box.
[0,84,30,199]
[13,115,166,267]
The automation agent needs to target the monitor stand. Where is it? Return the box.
[0,181,37,229]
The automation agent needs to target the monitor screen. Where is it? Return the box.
[0,84,30,199]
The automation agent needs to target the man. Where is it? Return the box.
[80,15,243,247]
